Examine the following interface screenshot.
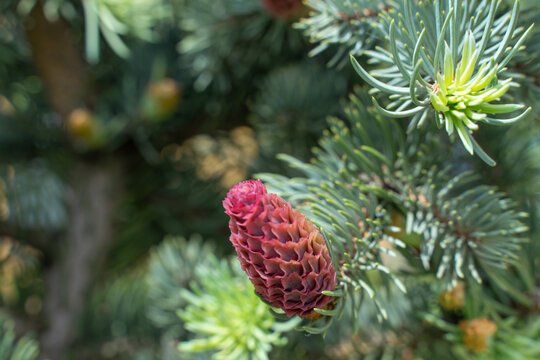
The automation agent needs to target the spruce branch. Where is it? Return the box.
[249,63,347,166]
[426,313,540,359]
[0,311,39,360]
[259,95,409,333]
[0,237,39,305]
[295,0,393,67]
[396,165,529,289]
[146,235,215,335]
[259,90,531,331]
[350,0,534,165]
[178,0,303,92]
[1,163,67,231]
[178,253,300,360]
[81,268,150,344]
[18,0,172,63]
[509,7,540,108]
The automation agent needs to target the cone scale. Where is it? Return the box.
[223,180,337,318]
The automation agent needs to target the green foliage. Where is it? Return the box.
[0,311,38,360]
[260,90,531,333]
[259,94,409,333]
[106,164,226,271]
[0,238,39,304]
[426,314,540,359]
[82,0,172,62]
[146,235,214,334]
[350,0,533,165]
[178,254,300,360]
[79,268,155,354]
[79,236,220,359]
[2,163,66,230]
[495,120,540,298]
[296,0,393,67]
[249,63,347,167]
[510,7,540,109]
[178,0,304,92]
[16,0,76,21]
[323,280,454,360]
[1,0,539,358]
[399,168,528,288]
[17,0,172,63]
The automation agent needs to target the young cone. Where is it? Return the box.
[223,180,336,318]
[262,0,306,20]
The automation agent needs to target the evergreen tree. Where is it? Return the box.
[0,0,538,359]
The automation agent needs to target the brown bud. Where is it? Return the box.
[261,0,307,20]
[0,95,15,116]
[67,108,94,140]
[384,211,406,238]
[144,78,182,120]
[459,317,497,353]
[439,282,465,311]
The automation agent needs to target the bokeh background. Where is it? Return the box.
[0,0,539,359]
[0,0,352,358]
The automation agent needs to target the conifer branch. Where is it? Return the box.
[349,0,533,165]
[259,91,531,330]
[295,0,393,67]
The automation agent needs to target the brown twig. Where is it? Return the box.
[336,5,391,23]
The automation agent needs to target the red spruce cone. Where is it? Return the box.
[223,180,337,318]
[262,0,306,20]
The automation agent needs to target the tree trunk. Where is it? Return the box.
[25,2,86,119]
[23,4,123,359]
[40,161,122,359]
[24,4,127,358]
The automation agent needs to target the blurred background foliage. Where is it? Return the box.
[0,0,538,359]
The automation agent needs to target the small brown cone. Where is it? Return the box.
[459,317,497,353]
[261,0,307,20]
[439,282,466,311]
[67,108,94,141]
[143,78,182,121]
